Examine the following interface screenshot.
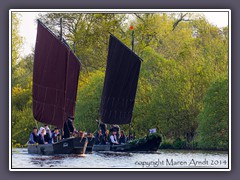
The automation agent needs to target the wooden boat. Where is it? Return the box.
[28,137,88,155]
[93,133,161,152]
[28,20,87,155]
[91,35,161,153]
[86,136,95,153]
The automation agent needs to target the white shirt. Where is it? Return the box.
[110,135,118,144]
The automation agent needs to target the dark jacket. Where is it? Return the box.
[29,132,38,144]
[119,134,127,144]
[63,119,74,139]
[99,123,107,135]
[94,132,105,145]
[44,133,52,144]
[102,134,110,145]
[37,134,45,144]
[110,135,119,145]
[52,132,59,143]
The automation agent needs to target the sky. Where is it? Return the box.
[17,11,229,58]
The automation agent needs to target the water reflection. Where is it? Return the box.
[96,151,133,157]
[31,156,65,167]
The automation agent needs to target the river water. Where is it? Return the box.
[11,148,228,169]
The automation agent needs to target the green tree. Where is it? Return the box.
[197,77,229,150]
[12,106,35,146]
[12,54,34,88]
[74,71,105,132]
[12,13,23,87]
[11,13,35,146]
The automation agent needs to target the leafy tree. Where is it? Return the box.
[12,106,35,146]
[12,85,32,111]
[12,54,34,88]
[197,77,229,150]
[74,71,105,132]
[12,13,23,87]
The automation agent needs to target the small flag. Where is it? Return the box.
[149,128,157,134]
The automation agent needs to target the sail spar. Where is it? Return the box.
[100,34,142,125]
[32,20,80,128]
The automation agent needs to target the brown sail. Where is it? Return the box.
[100,34,142,124]
[32,20,80,128]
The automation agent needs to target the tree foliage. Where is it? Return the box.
[74,71,105,132]
[12,13,24,87]
[197,78,229,150]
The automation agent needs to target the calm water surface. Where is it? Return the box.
[12,148,228,169]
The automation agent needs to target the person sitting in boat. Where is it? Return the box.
[52,128,60,143]
[87,130,92,137]
[94,129,103,145]
[28,127,38,144]
[63,116,75,139]
[104,130,110,144]
[44,128,53,144]
[128,132,135,141]
[100,129,110,145]
[99,122,107,136]
[44,124,49,131]
[96,119,107,137]
[37,127,48,144]
[110,124,120,139]
[110,130,119,145]
[119,130,127,144]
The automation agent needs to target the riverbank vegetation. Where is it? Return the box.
[12,12,229,150]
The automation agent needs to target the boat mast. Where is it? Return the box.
[129,25,135,139]
[60,18,63,41]
[131,27,134,52]
[60,17,63,138]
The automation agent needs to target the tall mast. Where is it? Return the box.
[60,18,63,41]
[130,25,134,52]
[130,25,134,138]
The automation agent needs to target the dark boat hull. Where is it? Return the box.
[86,137,95,153]
[28,137,88,155]
[93,134,162,152]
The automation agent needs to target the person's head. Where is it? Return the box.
[87,130,91,135]
[46,128,51,134]
[113,130,117,135]
[44,124,48,129]
[38,127,46,136]
[79,131,84,138]
[54,128,59,134]
[105,130,109,135]
[121,130,125,135]
[98,129,102,135]
[33,127,38,134]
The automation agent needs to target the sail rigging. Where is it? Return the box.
[32,20,80,128]
[100,34,142,125]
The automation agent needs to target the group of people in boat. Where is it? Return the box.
[28,116,77,145]
[28,125,60,145]
[94,121,135,145]
[28,116,136,146]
